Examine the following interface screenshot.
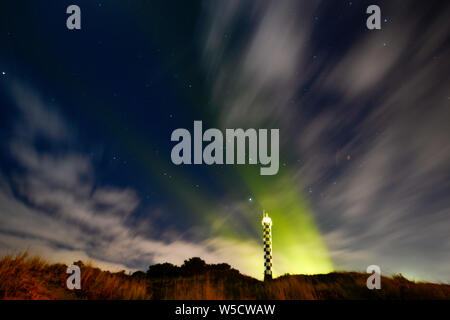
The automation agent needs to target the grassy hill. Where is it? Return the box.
[1,253,449,300]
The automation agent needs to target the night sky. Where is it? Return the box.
[0,0,449,282]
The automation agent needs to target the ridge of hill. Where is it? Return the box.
[1,253,449,299]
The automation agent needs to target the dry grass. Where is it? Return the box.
[146,271,450,300]
[0,253,151,300]
[1,253,449,300]
[76,263,151,299]
[148,273,259,299]
[256,273,450,299]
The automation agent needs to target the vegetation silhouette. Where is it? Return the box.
[143,257,237,279]
[1,253,449,300]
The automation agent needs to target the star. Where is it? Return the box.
[1,72,5,75]
[248,197,253,202]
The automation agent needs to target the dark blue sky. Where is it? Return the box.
[0,0,449,282]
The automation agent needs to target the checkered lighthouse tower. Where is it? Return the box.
[262,211,273,281]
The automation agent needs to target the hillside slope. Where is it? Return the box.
[1,253,449,300]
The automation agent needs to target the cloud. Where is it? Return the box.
[200,0,450,282]
[0,83,243,273]
[9,82,70,141]
[2,1,449,283]
[201,0,321,129]
[293,4,450,282]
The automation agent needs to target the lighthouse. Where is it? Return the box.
[262,211,273,281]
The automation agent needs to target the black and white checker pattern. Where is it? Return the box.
[262,213,272,280]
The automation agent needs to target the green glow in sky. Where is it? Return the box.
[238,168,334,277]
[110,120,334,279]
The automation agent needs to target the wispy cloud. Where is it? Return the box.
[296,4,450,282]
[1,1,449,283]
[201,0,450,282]
[201,0,321,129]
[1,82,263,274]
